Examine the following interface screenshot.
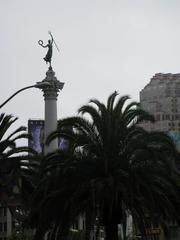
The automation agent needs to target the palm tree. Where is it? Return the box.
[29,92,180,240]
[0,113,36,205]
[0,113,42,240]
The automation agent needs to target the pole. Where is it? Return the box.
[0,82,50,109]
[48,31,60,52]
[37,67,64,154]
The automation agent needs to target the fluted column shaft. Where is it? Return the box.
[37,67,64,154]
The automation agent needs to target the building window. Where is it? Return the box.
[100,231,105,238]
[165,90,171,97]
[83,220,85,230]
[175,89,180,95]
[175,115,180,120]
[3,222,7,232]
[156,115,160,121]
[165,114,170,120]
[0,208,2,217]
[0,208,7,217]
[3,208,6,217]
[72,219,78,230]
[12,221,15,230]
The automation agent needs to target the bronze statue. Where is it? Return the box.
[38,31,60,68]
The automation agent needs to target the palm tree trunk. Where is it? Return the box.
[104,223,118,240]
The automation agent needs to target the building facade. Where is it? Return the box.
[140,73,180,132]
[0,207,13,240]
[139,73,180,240]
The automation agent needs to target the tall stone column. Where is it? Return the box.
[37,67,64,154]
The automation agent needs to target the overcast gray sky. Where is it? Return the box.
[1,0,180,130]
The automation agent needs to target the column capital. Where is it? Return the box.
[37,67,64,100]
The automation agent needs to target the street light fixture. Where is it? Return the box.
[0,82,51,109]
[0,67,64,154]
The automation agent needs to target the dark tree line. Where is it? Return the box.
[1,93,180,240]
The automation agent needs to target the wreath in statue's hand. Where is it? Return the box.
[38,40,44,46]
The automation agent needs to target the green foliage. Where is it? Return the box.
[0,113,37,205]
[27,92,180,240]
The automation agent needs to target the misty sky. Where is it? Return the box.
[1,0,180,130]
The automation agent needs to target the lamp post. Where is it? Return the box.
[0,68,64,155]
[0,82,51,109]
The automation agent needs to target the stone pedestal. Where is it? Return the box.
[37,67,64,154]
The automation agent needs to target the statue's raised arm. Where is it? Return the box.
[48,31,54,44]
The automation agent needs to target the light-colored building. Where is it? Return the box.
[140,73,180,134]
[139,73,180,240]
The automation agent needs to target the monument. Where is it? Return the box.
[37,32,64,154]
